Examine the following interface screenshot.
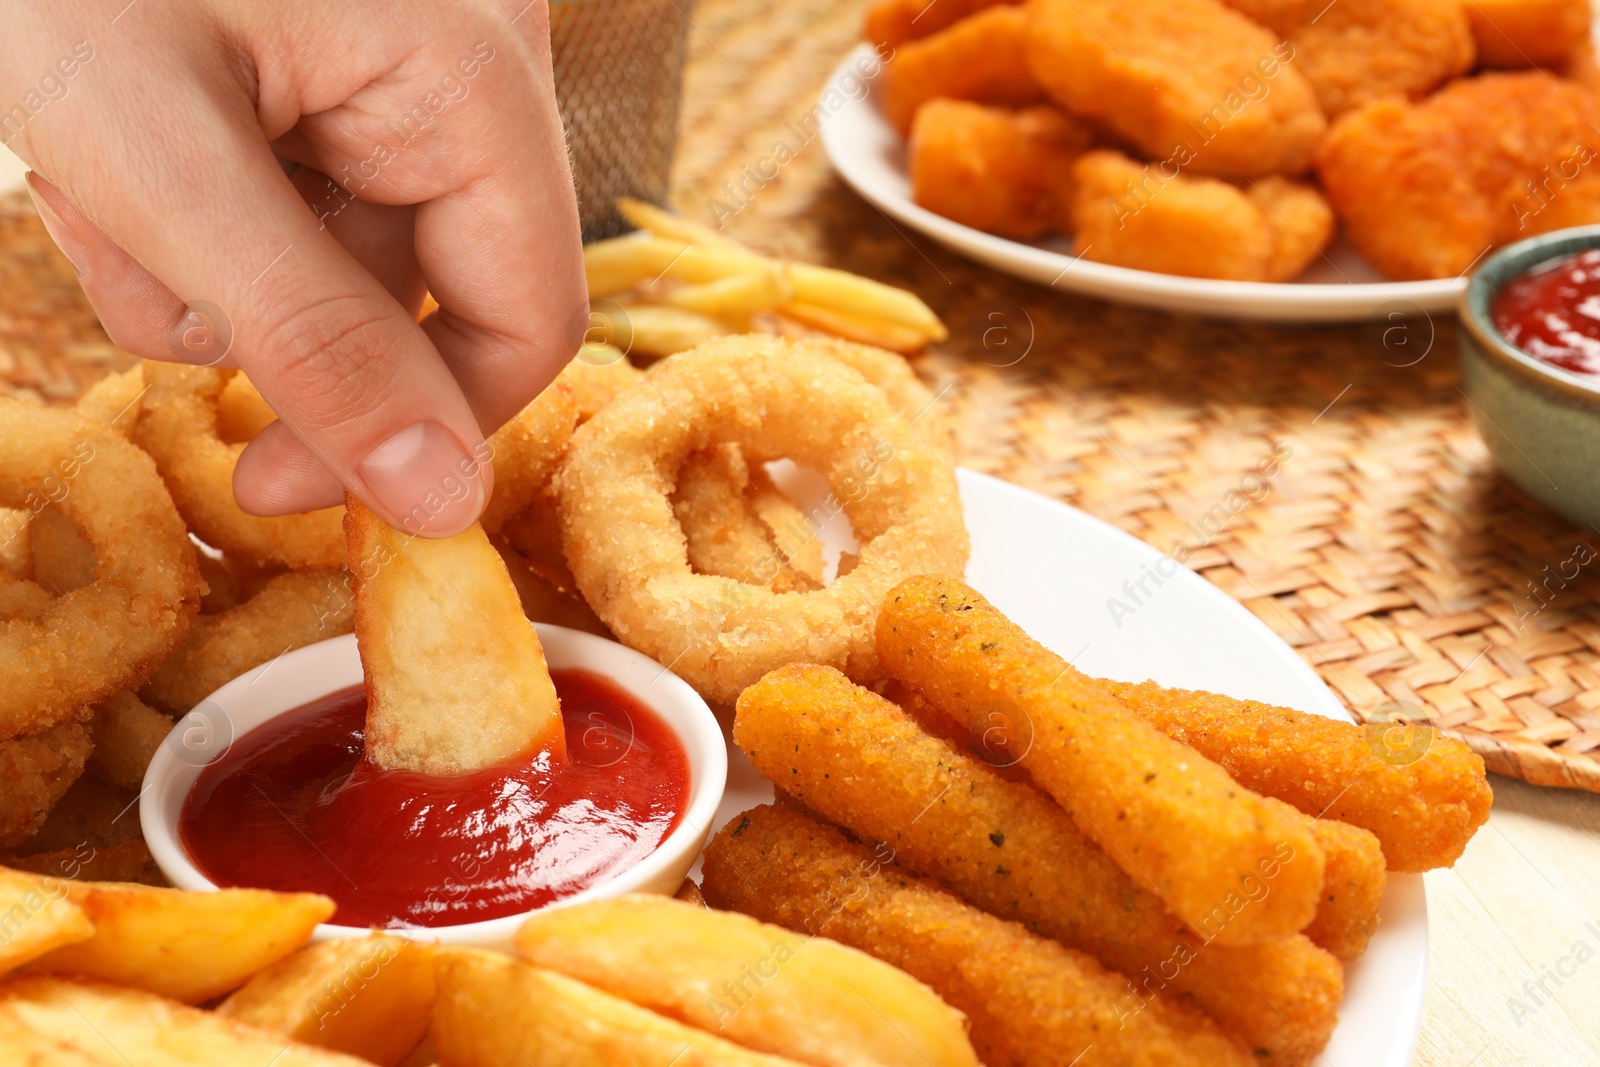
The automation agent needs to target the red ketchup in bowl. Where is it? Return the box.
[179,669,690,929]
[1491,248,1600,378]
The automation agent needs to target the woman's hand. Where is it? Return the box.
[0,0,586,535]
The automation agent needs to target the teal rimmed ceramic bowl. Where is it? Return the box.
[1460,226,1600,528]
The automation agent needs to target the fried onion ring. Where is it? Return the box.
[557,347,645,423]
[132,363,346,569]
[672,445,820,593]
[88,691,172,792]
[75,365,145,438]
[557,336,968,704]
[0,399,201,737]
[0,718,93,849]
[142,567,353,714]
[479,380,580,535]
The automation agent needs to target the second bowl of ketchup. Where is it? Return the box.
[139,625,728,949]
[1461,225,1600,529]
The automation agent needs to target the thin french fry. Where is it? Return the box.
[664,269,794,318]
[604,304,732,359]
[787,264,947,340]
[617,197,745,248]
[780,303,931,354]
[586,237,766,298]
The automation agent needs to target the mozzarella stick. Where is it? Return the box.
[735,664,1342,1066]
[703,804,1255,1067]
[1102,679,1492,872]
[1302,815,1386,961]
[875,576,1324,944]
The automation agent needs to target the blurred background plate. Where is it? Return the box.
[818,43,1464,324]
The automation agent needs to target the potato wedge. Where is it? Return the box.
[514,894,977,1067]
[0,975,372,1065]
[434,950,805,1067]
[346,498,564,775]
[22,881,333,1003]
[0,869,93,975]
[219,934,435,1066]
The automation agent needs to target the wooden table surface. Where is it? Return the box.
[662,2,1600,1064]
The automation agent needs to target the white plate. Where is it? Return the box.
[707,468,1427,1067]
[818,43,1461,323]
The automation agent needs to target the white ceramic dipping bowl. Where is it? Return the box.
[141,624,727,950]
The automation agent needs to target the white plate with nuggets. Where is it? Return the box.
[818,43,1462,323]
[706,468,1428,1067]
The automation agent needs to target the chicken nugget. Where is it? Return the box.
[876,576,1325,945]
[864,0,1020,47]
[910,100,1092,238]
[882,6,1044,132]
[1027,0,1326,177]
[703,804,1257,1067]
[1104,678,1492,872]
[1247,175,1337,281]
[1071,150,1276,280]
[736,664,1345,1066]
[1224,0,1474,115]
[1318,72,1600,279]
[1466,0,1591,68]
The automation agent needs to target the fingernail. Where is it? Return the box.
[357,422,488,537]
[26,179,90,279]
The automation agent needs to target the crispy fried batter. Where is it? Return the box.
[1104,677,1492,871]
[876,576,1325,945]
[673,446,820,593]
[1070,151,1333,281]
[1318,72,1600,279]
[214,373,277,443]
[1027,0,1326,177]
[142,568,353,714]
[493,535,612,637]
[1,839,164,885]
[1223,0,1475,115]
[1467,0,1591,67]
[882,7,1045,133]
[703,804,1256,1067]
[74,366,144,439]
[479,382,580,536]
[86,692,171,792]
[910,100,1091,239]
[864,0,1020,47]
[735,664,1345,1066]
[1302,816,1386,961]
[556,348,645,423]
[28,505,96,594]
[0,720,92,849]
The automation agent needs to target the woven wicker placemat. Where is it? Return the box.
[3,0,1599,793]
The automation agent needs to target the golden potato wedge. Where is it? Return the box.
[346,498,564,775]
[0,869,93,975]
[0,975,372,1065]
[219,934,435,1066]
[514,894,977,1067]
[434,950,806,1067]
[22,881,333,1003]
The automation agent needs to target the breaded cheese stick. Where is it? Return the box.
[1102,678,1492,872]
[703,804,1256,1067]
[875,576,1324,945]
[736,665,1344,1064]
[1302,815,1386,961]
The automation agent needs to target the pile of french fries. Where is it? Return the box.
[583,199,948,357]
[0,868,976,1066]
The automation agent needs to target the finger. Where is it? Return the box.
[26,173,236,368]
[282,12,586,435]
[28,92,493,537]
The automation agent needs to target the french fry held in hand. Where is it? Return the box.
[345,497,564,775]
[19,878,334,1003]
[218,934,436,1067]
[515,894,979,1067]
[584,198,947,357]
